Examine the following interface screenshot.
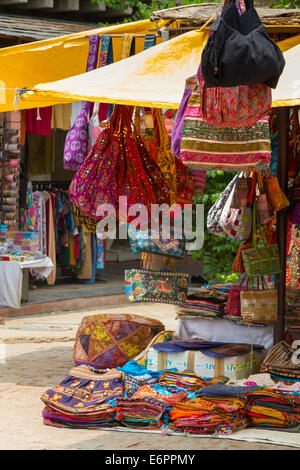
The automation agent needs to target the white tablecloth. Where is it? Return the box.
[0,257,54,309]
[176,317,274,350]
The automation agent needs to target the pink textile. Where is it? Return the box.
[192,74,271,128]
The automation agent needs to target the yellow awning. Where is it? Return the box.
[272,40,300,108]
[20,29,209,110]
[20,31,300,110]
[0,19,164,112]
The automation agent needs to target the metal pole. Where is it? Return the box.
[1,113,6,225]
[274,106,289,343]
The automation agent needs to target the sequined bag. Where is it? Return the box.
[69,106,170,231]
[240,278,278,324]
[196,67,272,128]
[179,76,272,171]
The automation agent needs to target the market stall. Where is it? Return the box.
[3,1,300,444]
[18,11,300,343]
[0,20,170,305]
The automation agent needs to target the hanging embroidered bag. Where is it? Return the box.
[128,224,185,259]
[69,106,170,230]
[196,67,271,128]
[69,106,121,228]
[125,269,189,306]
[179,79,271,171]
[116,106,170,224]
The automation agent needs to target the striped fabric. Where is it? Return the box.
[179,79,271,171]
[260,341,300,379]
[180,116,271,171]
[245,388,300,428]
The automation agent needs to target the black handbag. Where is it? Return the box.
[201,0,285,89]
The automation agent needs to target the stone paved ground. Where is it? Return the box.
[0,304,299,451]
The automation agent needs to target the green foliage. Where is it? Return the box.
[269,0,300,8]
[191,171,240,285]
[91,0,213,22]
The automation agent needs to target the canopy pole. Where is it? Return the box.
[274,106,289,344]
[1,113,7,225]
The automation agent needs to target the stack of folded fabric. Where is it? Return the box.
[123,373,158,398]
[260,340,300,384]
[245,388,300,429]
[132,385,188,406]
[169,396,248,435]
[41,365,123,429]
[176,285,228,319]
[286,287,300,332]
[116,397,169,430]
[158,370,208,392]
[195,384,260,399]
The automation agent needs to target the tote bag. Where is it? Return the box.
[207,173,239,236]
[179,80,272,171]
[180,116,271,171]
[125,269,189,306]
[196,67,271,128]
[201,0,285,88]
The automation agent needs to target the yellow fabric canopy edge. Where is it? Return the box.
[19,31,300,110]
[19,90,181,110]
[0,18,166,112]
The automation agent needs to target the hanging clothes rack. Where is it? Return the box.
[32,181,70,191]
[84,33,160,38]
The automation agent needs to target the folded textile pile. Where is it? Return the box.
[132,385,188,406]
[176,286,228,319]
[159,370,208,392]
[117,359,176,378]
[123,373,158,398]
[195,384,261,399]
[260,340,300,384]
[245,388,300,429]
[116,397,168,430]
[41,365,123,428]
[169,396,248,435]
[286,288,300,330]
